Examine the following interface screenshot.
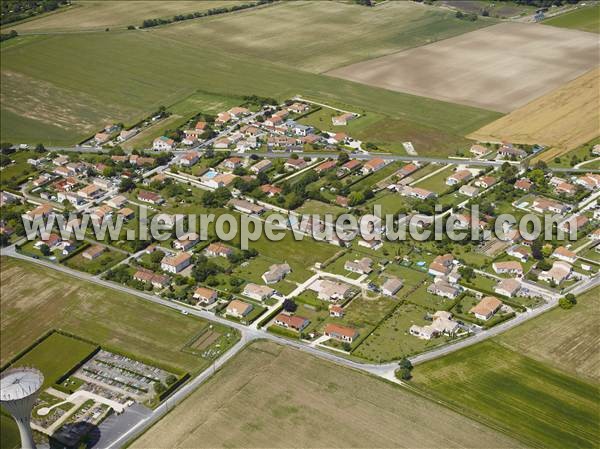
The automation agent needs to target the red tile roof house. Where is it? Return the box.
[174,232,200,251]
[332,112,356,126]
[206,242,233,258]
[361,158,386,175]
[284,158,307,171]
[137,190,164,205]
[492,261,524,276]
[470,144,488,157]
[160,252,192,274]
[259,184,282,197]
[314,160,337,174]
[324,323,358,343]
[558,215,589,234]
[179,151,200,167]
[329,304,345,318]
[133,270,169,289]
[216,112,232,125]
[470,296,503,321]
[514,178,533,192]
[82,245,106,260]
[551,246,577,264]
[475,176,497,189]
[153,136,175,151]
[274,313,310,332]
[223,157,243,171]
[226,299,253,318]
[446,169,473,186]
[193,287,218,306]
[243,283,275,302]
[428,254,454,277]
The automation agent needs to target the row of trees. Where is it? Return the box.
[140,0,273,29]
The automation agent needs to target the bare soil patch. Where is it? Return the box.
[326,22,599,113]
[132,341,523,449]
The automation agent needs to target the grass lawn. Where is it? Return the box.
[0,414,19,449]
[0,149,40,190]
[0,257,239,374]
[413,340,599,449]
[63,248,127,275]
[411,165,454,194]
[5,332,97,389]
[296,199,347,217]
[353,302,450,362]
[543,5,600,33]
[131,341,522,449]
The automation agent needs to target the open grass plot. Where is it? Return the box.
[544,5,600,33]
[0,257,238,374]
[413,340,600,449]
[353,302,450,362]
[6,332,97,389]
[132,341,522,449]
[328,22,599,113]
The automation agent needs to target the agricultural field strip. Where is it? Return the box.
[326,22,599,113]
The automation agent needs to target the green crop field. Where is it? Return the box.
[0,1,501,148]
[5,1,242,33]
[413,340,600,449]
[544,6,600,33]
[5,332,97,389]
[0,257,238,374]
[498,286,600,382]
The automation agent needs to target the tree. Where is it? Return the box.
[398,367,412,381]
[119,178,135,192]
[282,299,297,313]
[559,295,576,309]
[35,143,45,153]
[458,266,475,282]
[531,239,544,260]
[39,244,51,256]
[398,358,413,371]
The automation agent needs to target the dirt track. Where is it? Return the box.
[326,22,599,113]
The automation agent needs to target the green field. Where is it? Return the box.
[62,248,127,275]
[5,332,97,389]
[6,1,242,33]
[0,257,238,374]
[0,2,501,147]
[544,6,600,33]
[413,340,599,448]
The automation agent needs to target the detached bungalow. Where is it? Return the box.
[193,287,218,305]
[226,300,253,318]
[274,314,309,332]
[243,283,275,302]
[161,252,192,274]
[470,296,503,321]
[324,323,358,343]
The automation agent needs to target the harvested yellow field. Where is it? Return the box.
[498,286,600,382]
[132,341,523,448]
[469,67,600,153]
